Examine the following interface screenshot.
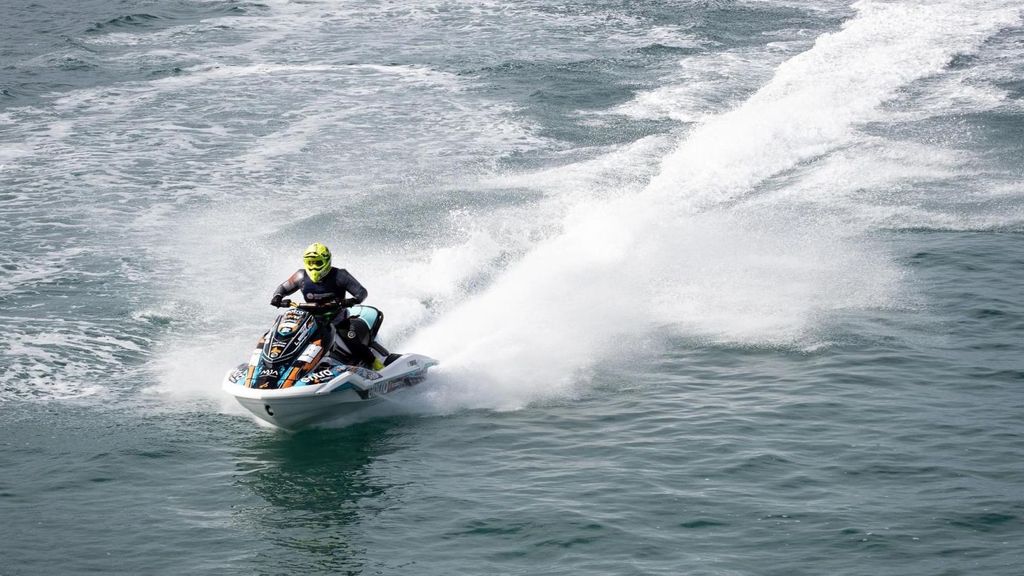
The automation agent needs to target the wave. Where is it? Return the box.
[86,14,162,34]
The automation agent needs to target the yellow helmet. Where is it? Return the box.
[302,242,332,282]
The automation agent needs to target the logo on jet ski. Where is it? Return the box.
[311,369,335,382]
[351,366,382,380]
[298,368,338,385]
[370,378,411,395]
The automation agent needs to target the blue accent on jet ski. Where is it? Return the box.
[348,305,379,329]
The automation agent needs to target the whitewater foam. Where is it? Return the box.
[7,0,1018,410]
[403,0,1022,411]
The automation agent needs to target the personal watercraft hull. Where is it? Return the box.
[222,353,436,430]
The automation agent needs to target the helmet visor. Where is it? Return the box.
[304,257,327,269]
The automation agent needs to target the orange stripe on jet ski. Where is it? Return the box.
[282,367,300,389]
[278,341,328,389]
[288,348,327,389]
[245,364,256,388]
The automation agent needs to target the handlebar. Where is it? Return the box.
[274,298,350,312]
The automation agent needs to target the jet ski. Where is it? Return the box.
[222,299,437,430]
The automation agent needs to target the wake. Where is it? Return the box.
[404,0,1022,410]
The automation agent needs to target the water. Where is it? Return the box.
[1,0,1022,574]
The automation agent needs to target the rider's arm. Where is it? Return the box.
[271,270,303,305]
[335,269,368,305]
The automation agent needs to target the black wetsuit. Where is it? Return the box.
[272,268,374,366]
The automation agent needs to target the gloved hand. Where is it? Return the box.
[270,294,283,307]
[324,298,358,309]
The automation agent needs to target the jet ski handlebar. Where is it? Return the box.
[274,299,355,312]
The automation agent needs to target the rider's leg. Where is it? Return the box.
[333,316,376,368]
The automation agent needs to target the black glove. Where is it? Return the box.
[270,294,283,307]
[324,298,358,309]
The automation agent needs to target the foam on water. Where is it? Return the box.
[2,0,1020,409]
[0,316,145,402]
[403,0,1022,410]
[150,0,1022,414]
[645,1,1020,210]
[613,50,789,123]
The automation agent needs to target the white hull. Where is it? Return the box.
[223,353,436,430]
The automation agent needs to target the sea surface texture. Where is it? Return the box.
[1,1,1022,574]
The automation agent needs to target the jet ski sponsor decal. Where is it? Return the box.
[298,367,344,386]
[370,379,406,395]
[310,369,335,382]
[350,366,382,381]
[297,344,323,364]
[369,374,423,395]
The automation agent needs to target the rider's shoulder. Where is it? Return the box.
[319,267,345,283]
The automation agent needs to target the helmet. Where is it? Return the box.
[302,242,332,282]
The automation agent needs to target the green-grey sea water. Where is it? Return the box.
[1,1,1022,574]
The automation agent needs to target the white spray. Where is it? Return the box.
[406,0,1022,410]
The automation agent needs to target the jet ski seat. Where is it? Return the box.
[348,305,383,342]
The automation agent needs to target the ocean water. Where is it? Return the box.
[1,0,1023,574]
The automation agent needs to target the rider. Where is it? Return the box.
[270,242,381,369]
